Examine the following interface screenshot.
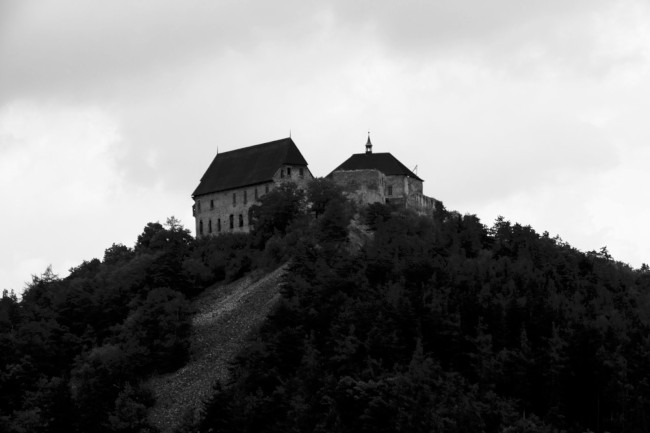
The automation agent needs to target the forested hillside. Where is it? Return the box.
[194,185,650,432]
[2,179,649,432]
[0,215,264,432]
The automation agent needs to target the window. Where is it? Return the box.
[217,218,221,232]
[232,192,236,206]
[254,188,258,200]
[265,184,269,194]
[387,185,393,196]
[210,199,214,210]
[199,220,203,235]
[208,219,212,233]
[287,167,291,177]
[239,214,244,227]
[244,190,247,204]
[299,167,304,177]
[280,168,284,178]
[229,215,234,229]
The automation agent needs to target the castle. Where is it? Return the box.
[192,136,439,237]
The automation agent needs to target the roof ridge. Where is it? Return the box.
[216,137,293,156]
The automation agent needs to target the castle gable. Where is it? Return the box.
[193,137,308,197]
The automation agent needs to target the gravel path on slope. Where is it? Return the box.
[147,266,286,432]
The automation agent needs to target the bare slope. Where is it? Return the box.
[147,266,286,432]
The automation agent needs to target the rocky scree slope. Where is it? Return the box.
[147,266,286,432]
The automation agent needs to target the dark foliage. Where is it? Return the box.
[0,217,199,432]
[198,206,650,433]
[4,184,650,433]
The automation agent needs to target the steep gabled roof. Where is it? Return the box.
[328,152,423,182]
[193,137,308,197]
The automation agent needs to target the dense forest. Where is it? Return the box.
[2,179,650,432]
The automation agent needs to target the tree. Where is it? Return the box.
[249,182,307,247]
[103,243,134,265]
[306,178,346,217]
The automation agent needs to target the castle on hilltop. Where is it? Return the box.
[192,136,439,237]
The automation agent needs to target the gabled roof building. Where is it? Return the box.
[192,137,313,236]
[328,137,439,215]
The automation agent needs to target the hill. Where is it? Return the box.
[1,179,649,432]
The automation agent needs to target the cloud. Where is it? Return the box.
[1,0,648,292]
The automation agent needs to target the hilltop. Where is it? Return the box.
[1,178,649,433]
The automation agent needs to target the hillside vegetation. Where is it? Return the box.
[148,266,285,432]
[1,179,649,432]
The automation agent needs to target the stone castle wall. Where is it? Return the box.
[329,169,386,206]
[330,168,438,216]
[194,164,313,237]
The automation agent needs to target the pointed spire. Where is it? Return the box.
[365,131,373,154]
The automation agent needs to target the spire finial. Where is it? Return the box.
[365,131,373,154]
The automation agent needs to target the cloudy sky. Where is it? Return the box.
[2,0,649,293]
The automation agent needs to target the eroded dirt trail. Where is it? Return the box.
[148,266,285,432]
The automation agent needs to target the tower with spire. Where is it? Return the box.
[366,133,373,154]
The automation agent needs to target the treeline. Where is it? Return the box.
[3,179,650,432]
[193,190,650,432]
[0,180,350,432]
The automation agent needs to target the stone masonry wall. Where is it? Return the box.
[194,164,313,237]
[384,175,423,201]
[330,169,386,206]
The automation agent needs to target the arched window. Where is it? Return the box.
[199,220,203,235]
[229,214,234,229]
[239,214,244,227]
[232,193,237,206]
[217,218,221,232]
[208,219,212,233]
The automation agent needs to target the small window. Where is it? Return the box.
[387,185,393,196]
[210,199,214,210]
[199,220,204,235]
[280,168,284,178]
[229,215,234,229]
[265,184,269,194]
[232,193,236,206]
[217,218,221,232]
[239,214,244,227]
[299,167,304,177]
[244,190,247,204]
[208,219,212,233]
[287,167,291,177]
[254,188,258,200]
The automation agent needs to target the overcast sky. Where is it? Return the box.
[2,0,649,293]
